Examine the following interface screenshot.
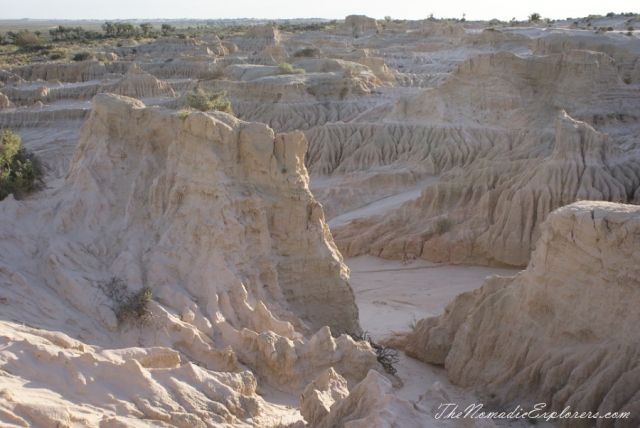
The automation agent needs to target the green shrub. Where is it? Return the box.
[72,52,93,61]
[0,129,36,200]
[184,88,232,113]
[178,109,191,120]
[13,31,46,48]
[341,61,365,78]
[434,217,453,235]
[277,62,305,75]
[293,47,321,58]
[101,277,153,329]
[49,49,69,60]
[529,13,542,22]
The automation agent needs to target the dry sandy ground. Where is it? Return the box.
[348,255,555,427]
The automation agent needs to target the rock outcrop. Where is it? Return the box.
[388,201,640,427]
[0,93,14,110]
[0,322,266,427]
[0,94,377,425]
[301,369,496,428]
[344,15,380,36]
[235,25,282,52]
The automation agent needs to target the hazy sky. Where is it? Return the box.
[2,0,638,21]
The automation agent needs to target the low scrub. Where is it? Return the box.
[49,49,69,61]
[0,129,39,200]
[341,61,365,78]
[184,88,232,113]
[72,51,94,61]
[101,277,153,329]
[277,62,305,75]
[13,31,46,48]
[434,217,453,235]
[350,332,400,375]
[293,47,321,58]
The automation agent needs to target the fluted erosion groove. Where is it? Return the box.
[332,113,640,266]
[387,201,640,428]
[1,66,176,106]
[329,50,640,266]
[0,109,90,128]
[0,94,377,425]
[532,34,640,84]
[8,60,135,83]
[304,123,521,177]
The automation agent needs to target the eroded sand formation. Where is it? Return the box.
[0,94,377,426]
[1,13,639,427]
[388,202,640,427]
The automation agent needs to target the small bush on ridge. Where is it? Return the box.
[72,52,94,61]
[184,88,232,113]
[293,47,321,58]
[277,62,305,75]
[434,217,453,235]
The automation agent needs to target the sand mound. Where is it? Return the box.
[301,369,495,427]
[388,201,640,427]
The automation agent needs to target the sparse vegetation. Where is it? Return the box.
[293,47,321,58]
[101,277,153,329]
[49,48,69,60]
[350,332,400,375]
[0,129,39,200]
[178,110,191,120]
[161,24,176,37]
[12,30,46,48]
[72,51,93,61]
[529,13,542,23]
[341,62,364,78]
[276,62,305,75]
[408,316,417,330]
[184,88,233,113]
[434,217,453,235]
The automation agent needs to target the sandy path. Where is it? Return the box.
[346,255,554,427]
[327,178,438,228]
[347,255,520,400]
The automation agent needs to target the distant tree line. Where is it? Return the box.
[49,26,101,41]
[0,22,182,47]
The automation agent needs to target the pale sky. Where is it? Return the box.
[1,0,638,21]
